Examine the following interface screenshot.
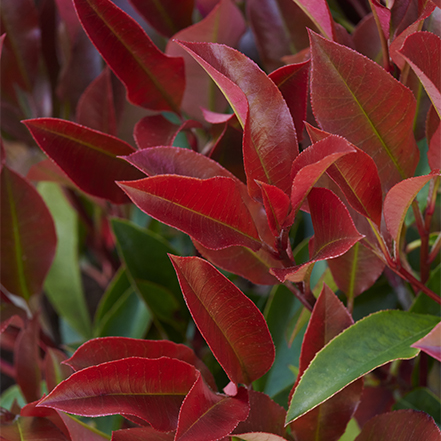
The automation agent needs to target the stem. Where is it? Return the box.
[429,233,441,263]
[284,281,314,311]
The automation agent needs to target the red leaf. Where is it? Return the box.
[292,0,336,40]
[273,188,363,282]
[0,416,69,441]
[118,175,262,251]
[411,321,441,361]
[23,118,144,204]
[65,336,216,391]
[399,32,441,117]
[176,41,298,199]
[112,427,175,441]
[370,0,391,41]
[0,166,56,299]
[166,0,246,120]
[44,348,73,393]
[428,123,441,171]
[134,116,181,149]
[176,374,249,441]
[290,285,363,441]
[56,411,110,440]
[129,0,194,38]
[310,30,419,191]
[73,0,185,112]
[38,357,198,432]
[169,255,275,385]
[354,410,441,440]
[384,173,438,242]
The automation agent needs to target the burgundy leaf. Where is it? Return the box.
[166,0,246,120]
[128,0,194,37]
[290,285,363,441]
[118,175,262,251]
[112,427,175,441]
[1,166,56,299]
[56,411,110,440]
[292,0,336,40]
[27,159,74,188]
[353,15,382,62]
[44,348,73,393]
[354,410,441,440]
[134,116,181,149]
[233,434,288,441]
[65,336,216,391]
[370,0,391,41]
[23,118,145,204]
[399,32,441,116]
[273,188,363,282]
[176,40,298,199]
[169,255,275,385]
[176,374,249,441]
[38,357,198,432]
[73,0,185,112]
[411,321,441,361]
[0,416,69,441]
[428,122,440,171]
[384,173,438,243]
[310,30,419,191]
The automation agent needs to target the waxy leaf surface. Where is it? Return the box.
[286,311,440,423]
[38,357,198,432]
[411,321,441,362]
[170,255,275,385]
[310,31,419,191]
[176,41,298,199]
[73,0,185,112]
[119,175,261,251]
[1,166,56,299]
[176,374,249,441]
[24,118,144,204]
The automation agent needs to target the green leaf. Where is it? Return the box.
[286,310,440,424]
[39,182,92,339]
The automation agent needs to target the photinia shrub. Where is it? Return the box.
[1,0,440,439]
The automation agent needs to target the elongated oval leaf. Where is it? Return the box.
[292,0,335,40]
[24,118,144,204]
[73,0,185,112]
[310,30,419,191]
[411,321,441,362]
[169,255,275,385]
[38,357,198,432]
[118,175,262,251]
[176,40,298,199]
[286,311,440,424]
[1,166,56,299]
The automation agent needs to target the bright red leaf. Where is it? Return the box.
[23,118,144,204]
[118,175,262,251]
[38,357,198,432]
[73,0,185,112]
[169,255,275,385]
[411,321,441,362]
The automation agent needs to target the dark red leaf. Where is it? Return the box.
[38,357,198,432]
[370,0,391,41]
[73,0,185,112]
[56,411,110,440]
[44,348,73,393]
[292,0,336,40]
[169,255,275,385]
[23,118,144,204]
[112,427,175,441]
[1,166,56,299]
[176,40,298,199]
[65,336,216,391]
[26,159,73,188]
[310,30,419,191]
[353,15,382,62]
[119,175,262,251]
[411,321,441,361]
[166,0,246,120]
[134,116,181,149]
[129,0,194,37]
[176,374,249,441]
[0,416,69,441]
[428,123,440,171]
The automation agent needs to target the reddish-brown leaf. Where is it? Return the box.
[176,374,249,441]
[176,40,298,199]
[310,30,419,191]
[73,0,185,112]
[354,410,441,440]
[38,357,198,432]
[169,255,275,385]
[118,175,262,251]
[1,166,56,299]
[23,118,144,204]
[166,0,246,120]
[134,116,181,149]
[411,321,441,362]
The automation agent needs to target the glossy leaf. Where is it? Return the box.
[0,166,56,300]
[176,40,298,199]
[118,176,262,251]
[112,427,175,441]
[292,0,335,40]
[399,32,441,117]
[286,311,440,424]
[176,374,249,441]
[310,30,419,191]
[166,0,246,120]
[354,410,441,441]
[384,173,437,242]
[169,255,275,385]
[24,118,144,204]
[411,321,441,361]
[38,357,198,432]
[73,0,185,112]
